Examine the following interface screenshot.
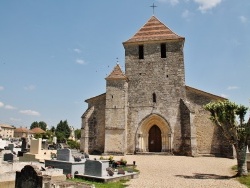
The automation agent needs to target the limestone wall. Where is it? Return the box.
[124,41,186,153]
[186,87,233,157]
[81,94,106,154]
[104,79,128,154]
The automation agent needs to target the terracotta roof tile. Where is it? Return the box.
[106,64,127,80]
[0,124,15,129]
[31,127,46,134]
[124,16,184,44]
[14,127,34,133]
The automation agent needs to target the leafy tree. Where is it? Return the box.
[38,121,47,131]
[74,129,81,140]
[55,132,65,143]
[51,126,55,134]
[204,100,250,176]
[55,120,71,142]
[30,121,39,129]
[34,133,42,139]
[67,140,80,149]
[30,121,47,131]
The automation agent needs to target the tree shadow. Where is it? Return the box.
[175,173,234,180]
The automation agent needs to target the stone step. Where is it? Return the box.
[135,152,173,155]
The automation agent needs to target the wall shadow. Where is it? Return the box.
[175,173,233,179]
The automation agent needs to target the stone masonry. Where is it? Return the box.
[80,16,233,157]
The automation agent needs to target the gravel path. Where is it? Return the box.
[108,155,246,188]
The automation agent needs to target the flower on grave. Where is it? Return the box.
[66,174,72,179]
[99,156,105,160]
[50,152,56,159]
[108,155,114,161]
[120,158,127,166]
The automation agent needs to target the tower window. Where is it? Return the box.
[161,43,166,58]
[139,45,144,59]
[153,93,156,103]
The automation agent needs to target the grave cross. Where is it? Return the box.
[150,3,157,15]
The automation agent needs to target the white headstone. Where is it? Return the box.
[30,138,42,154]
[53,136,57,144]
[0,139,7,149]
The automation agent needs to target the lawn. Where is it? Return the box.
[69,178,129,188]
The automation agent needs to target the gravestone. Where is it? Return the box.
[41,139,48,150]
[118,168,125,175]
[3,153,14,161]
[57,148,74,162]
[53,136,57,144]
[85,160,109,177]
[30,138,42,154]
[8,143,14,152]
[0,139,7,149]
[21,137,28,151]
[106,167,114,176]
[15,165,43,188]
[18,138,28,156]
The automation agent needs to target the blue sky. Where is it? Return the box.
[0,0,249,129]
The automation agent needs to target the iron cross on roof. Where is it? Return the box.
[150,3,157,15]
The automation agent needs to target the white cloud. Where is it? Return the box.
[24,84,36,91]
[0,101,4,107]
[227,86,239,90]
[19,110,40,116]
[182,9,194,20]
[76,59,86,65]
[74,48,82,53]
[0,86,4,91]
[5,105,17,110]
[239,16,247,24]
[157,0,179,5]
[193,0,222,12]
[220,94,228,98]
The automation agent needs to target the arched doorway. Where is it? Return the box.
[148,125,162,152]
[135,114,172,153]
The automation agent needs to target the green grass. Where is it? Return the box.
[69,178,129,188]
[232,165,250,188]
[238,176,250,188]
[68,166,139,188]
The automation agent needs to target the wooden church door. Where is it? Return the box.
[148,125,162,152]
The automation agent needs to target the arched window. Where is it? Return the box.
[153,93,156,103]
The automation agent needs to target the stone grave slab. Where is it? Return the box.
[30,138,42,154]
[3,153,14,161]
[57,148,74,162]
[21,137,28,151]
[0,139,7,149]
[8,143,14,152]
[15,165,43,188]
[85,160,109,177]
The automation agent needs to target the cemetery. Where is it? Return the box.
[0,4,248,187]
[0,136,139,187]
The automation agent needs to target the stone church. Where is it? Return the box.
[80,16,233,157]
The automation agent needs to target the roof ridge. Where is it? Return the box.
[106,64,127,80]
[124,16,184,44]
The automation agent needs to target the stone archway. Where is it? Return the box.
[135,114,172,152]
